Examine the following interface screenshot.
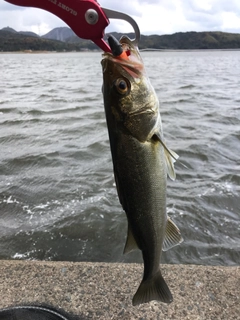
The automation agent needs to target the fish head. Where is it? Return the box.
[101,36,161,142]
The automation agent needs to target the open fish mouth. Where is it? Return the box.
[102,35,145,78]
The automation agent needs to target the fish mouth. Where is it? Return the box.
[102,36,144,79]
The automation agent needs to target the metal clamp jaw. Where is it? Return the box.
[4,0,140,52]
[102,8,140,47]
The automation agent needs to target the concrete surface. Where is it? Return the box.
[0,260,239,320]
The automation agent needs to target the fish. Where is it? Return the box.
[101,35,183,306]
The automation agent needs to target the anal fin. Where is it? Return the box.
[163,216,183,251]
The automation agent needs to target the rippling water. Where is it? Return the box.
[0,51,239,265]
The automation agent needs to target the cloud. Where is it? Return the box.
[208,0,240,14]
[141,0,176,10]
[181,0,240,16]
[103,0,180,35]
[179,0,240,32]
[99,0,142,17]
[0,3,67,34]
[0,2,24,11]
[181,2,222,29]
[1,0,240,35]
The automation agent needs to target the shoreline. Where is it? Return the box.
[0,260,239,319]
[0,50,99,54]
[1,48,240,54]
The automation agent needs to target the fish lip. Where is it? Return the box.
[128,103,155,116]
[102,36,144,78]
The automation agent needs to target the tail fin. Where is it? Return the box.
[132,270,173,306]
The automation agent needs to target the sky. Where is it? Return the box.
[1,0,240,36]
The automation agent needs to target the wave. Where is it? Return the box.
[0,51,239,265]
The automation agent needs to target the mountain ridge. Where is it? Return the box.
[1,26,240,52]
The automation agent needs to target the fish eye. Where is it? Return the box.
[115,78,130,95]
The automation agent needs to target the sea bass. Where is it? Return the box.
[101,36,183,306]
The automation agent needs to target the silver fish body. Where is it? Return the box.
[101,37,182,305]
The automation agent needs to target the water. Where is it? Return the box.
[0,51,239,266]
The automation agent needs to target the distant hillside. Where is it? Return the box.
[1,27,240,51]
[1,27,17,33]
[42,27,98,49]
[140,31,240,49]
[19,31,40,38]
[0,28,80,52]
[41,27,240,50]
[42,27,75,42]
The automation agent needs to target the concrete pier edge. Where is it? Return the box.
[0,260,239,319]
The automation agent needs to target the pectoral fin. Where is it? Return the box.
[163,216,183,251]
[154,132,179,181]
[164,148,179,180]
[123,224,139,254]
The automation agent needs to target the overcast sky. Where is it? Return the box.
[1,0,240,36]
